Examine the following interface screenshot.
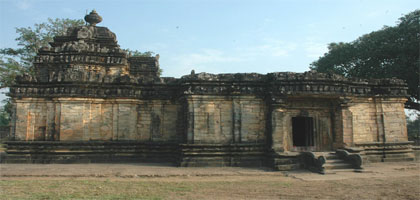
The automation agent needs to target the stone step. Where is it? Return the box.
[382,153,415,158]
[274,163,300,171]
[1,153,179,164]
[274,158,299,165]
[324,154,340,160]
[382,157,415,162]
[1,159,33,164]
[323,163,354,170]
[324,168,365,174]
[179,155,266,167]
[325,159,347,164]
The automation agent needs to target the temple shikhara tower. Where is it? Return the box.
[3,11,415,172]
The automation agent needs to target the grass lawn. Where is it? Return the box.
[1,179,197,200]
[0,177,295,200]
[1,175,419,200]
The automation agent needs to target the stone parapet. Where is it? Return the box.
[10,71,408,99]
[9,83,180,99]
[355,141,415,162]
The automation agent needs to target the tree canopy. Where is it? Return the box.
[310,10,420,111]
[0,99,11,126]
[407,116,420,143]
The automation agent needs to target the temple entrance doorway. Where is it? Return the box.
[292,117,315,151]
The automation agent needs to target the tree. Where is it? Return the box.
[310,10,420,111]
[0,99,12,126]
[407,115,420,144]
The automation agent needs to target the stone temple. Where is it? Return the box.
[2,11,415,171]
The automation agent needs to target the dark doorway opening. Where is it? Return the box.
[292,117,314,147]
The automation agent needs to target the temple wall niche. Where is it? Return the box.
[137,100,180,142]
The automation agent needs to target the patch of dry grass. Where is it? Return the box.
[0,175,419,200]
[0,179,194,200]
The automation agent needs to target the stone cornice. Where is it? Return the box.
[10,71,408,100]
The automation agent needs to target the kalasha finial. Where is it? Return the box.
[84,10,102,26]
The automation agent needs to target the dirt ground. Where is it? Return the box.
[1,162,419,200]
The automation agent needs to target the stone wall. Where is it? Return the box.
[12,98,180,142]
[10,78,410,156]
[185,95,266,144]
[350,97,408,144]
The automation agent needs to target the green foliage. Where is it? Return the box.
[126,49,155,57]
[0,18,85,88]
[407,116,420,142]
[0,98,12,126]
[0,56,28,89]
[310,10,420,111]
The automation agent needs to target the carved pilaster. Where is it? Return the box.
[186,98,195,144]
[53,102,61,141]
[269,97,287,152]
[334,97,353,148]
[232,98,242,143]
[45,102,55,140]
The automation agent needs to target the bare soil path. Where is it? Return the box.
[1,162,419,200]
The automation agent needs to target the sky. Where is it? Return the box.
[0,0,418,104]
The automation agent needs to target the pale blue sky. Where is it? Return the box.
[1,0,417,78]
